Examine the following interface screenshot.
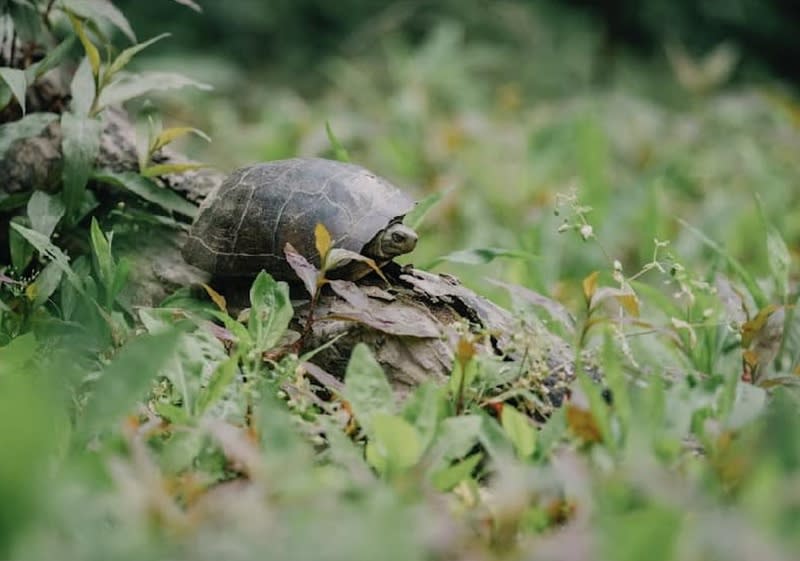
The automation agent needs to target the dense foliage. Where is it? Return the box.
[1,2,799,561]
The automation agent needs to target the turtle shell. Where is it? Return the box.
[182,157,415,280]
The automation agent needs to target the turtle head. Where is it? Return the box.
[367,222,418,259]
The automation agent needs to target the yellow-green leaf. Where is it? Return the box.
[582,271,599,303]
[67,12,100,78]
[501,405,536,458]
[201,282,227,313]
[149,125,210,153]
[140,162,206,177]
[315,222,332,260]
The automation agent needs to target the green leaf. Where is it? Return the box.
[325,120,350,162]
[404,191,444,231]
[9,216,35,271]
[501,405,537,458]
[64,0,136,42]
[428,414,483,468]
[0,112,58,156]
[81,330,181,430]
[678,218,766,307]
[171,0,203,13]
[431,452,482,491]
[29,262,64,309]
[67,13,101,78]
[27,191,65,238]
[61,112,102,221]
[343,343,395,436]
[434,247,534,266]
[25,36,77,83]
[247,271,293,355]
[0,332,37,376]
[0,67,27,114]
[153,401,192,425]
[69,57,95,116]
[766,225,790,300]
[97,72,212,109]
[10,222,85,296]
[8,0,42,43]
[106,33,170,80]
[89,218,117,307]
[403,382,444,451]
[140,162,206,177]
[365,413,423,475]
[92,170,198,218]
[196,356,239,415]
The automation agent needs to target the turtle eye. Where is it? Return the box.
[391,231,407,244]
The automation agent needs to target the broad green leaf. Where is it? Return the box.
[343,343,395,436]
[149,125,210,153]
[365,413,423,475]
[0,112,58,156]
[0,67,27,114]
[140,162,206,177]
[64,0,136,42]
[61,112,102,220]
[27,191,65,238]
[196,356,239,415]
[429,414,483,467]
[160,431,205,473]
[29,262,63,309]
[501,405,537,458]
[81,330,181,430]
[92,170,198,218]
[106,33,170,79]
[0,338,62,545]
[24,36,77,83]
[601,506,681,561]
[402,382,444,452]
[0,332,37,376]
[431,452,482,491]
[248,271,293,354]
[10,222,85,295]
[9,216,35,271]
[69,57,95,116]
[153,401,192,425]
[67,13,101,78]
[7,0,41,43]
[97,72,212,109]
[325,120,350,162]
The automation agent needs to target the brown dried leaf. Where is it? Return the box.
[302,361,346,395]
[284,242,320,297]
[565,404,603,444]
[329,279,370,310]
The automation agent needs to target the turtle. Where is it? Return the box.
[182,157,418,282]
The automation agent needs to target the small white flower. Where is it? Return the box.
[579,224,594,240]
